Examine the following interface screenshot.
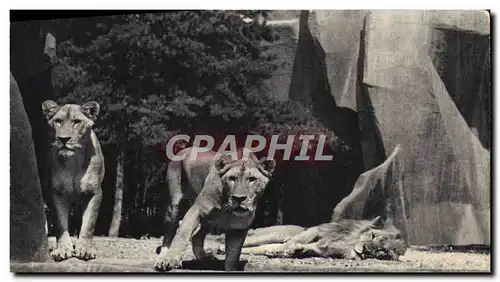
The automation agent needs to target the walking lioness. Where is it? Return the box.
[41,100,105,262]
[154,147,276,271]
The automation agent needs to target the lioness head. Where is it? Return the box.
[41,100,100,158]
[354,216,407,260]
[215,151,276,217]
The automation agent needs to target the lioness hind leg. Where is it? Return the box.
[159,159,183,252]
[50,193,74,262]
[286,226,321,244]
[192,224,217,260]
[159,195,182,253]
[74,191,102,261]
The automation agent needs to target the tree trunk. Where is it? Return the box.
[108,149,125,237]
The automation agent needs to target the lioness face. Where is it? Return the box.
[216,153,276,217]
[41,100,100,158]
[357,219,407,260]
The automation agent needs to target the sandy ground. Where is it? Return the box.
[11,236,491,273]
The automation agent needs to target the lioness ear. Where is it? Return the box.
[259,158,276,176]
[370,216,384,229]
[81,101,100,121]
[41,100,59,121]
[215,154,233,175]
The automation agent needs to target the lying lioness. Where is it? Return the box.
[216,216,407,261]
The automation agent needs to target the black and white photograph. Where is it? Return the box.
[8,9,492,273]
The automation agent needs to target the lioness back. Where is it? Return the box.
[176,147,218,197]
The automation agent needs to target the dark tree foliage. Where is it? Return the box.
[46,11,347,237]
[54,12,277,142]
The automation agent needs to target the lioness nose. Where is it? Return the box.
[231,195,247,204]
[58,136,70,144]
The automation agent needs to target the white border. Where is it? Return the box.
[2,0,499,10]
[1,1,498,282]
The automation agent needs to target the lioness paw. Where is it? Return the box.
[154,254,183,271]
[264,249,285,258]
[282,248,296,258]
[264,250,279,258]
[50,244,74,262]
[265,246,295,258]
[74,240,97,261]
[217,245,226,254]
[197,251,218,261]
[346,249,363,261]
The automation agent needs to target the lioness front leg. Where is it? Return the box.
[50,193,74,262]
[265,226,320,258]
[192,224,217,261]
[154,206,202,271]
[74,189,102,261]
[224,228,248,271]
[264,241,298,258]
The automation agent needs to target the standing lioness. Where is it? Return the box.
[155,147,275,271]
[41,100,105,262]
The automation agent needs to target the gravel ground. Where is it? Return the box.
[38,236,490,273]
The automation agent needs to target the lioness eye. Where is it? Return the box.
[54,119,62,125]
[228,176,237,182]
[247,176,257,182]
[73,119,82,125]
